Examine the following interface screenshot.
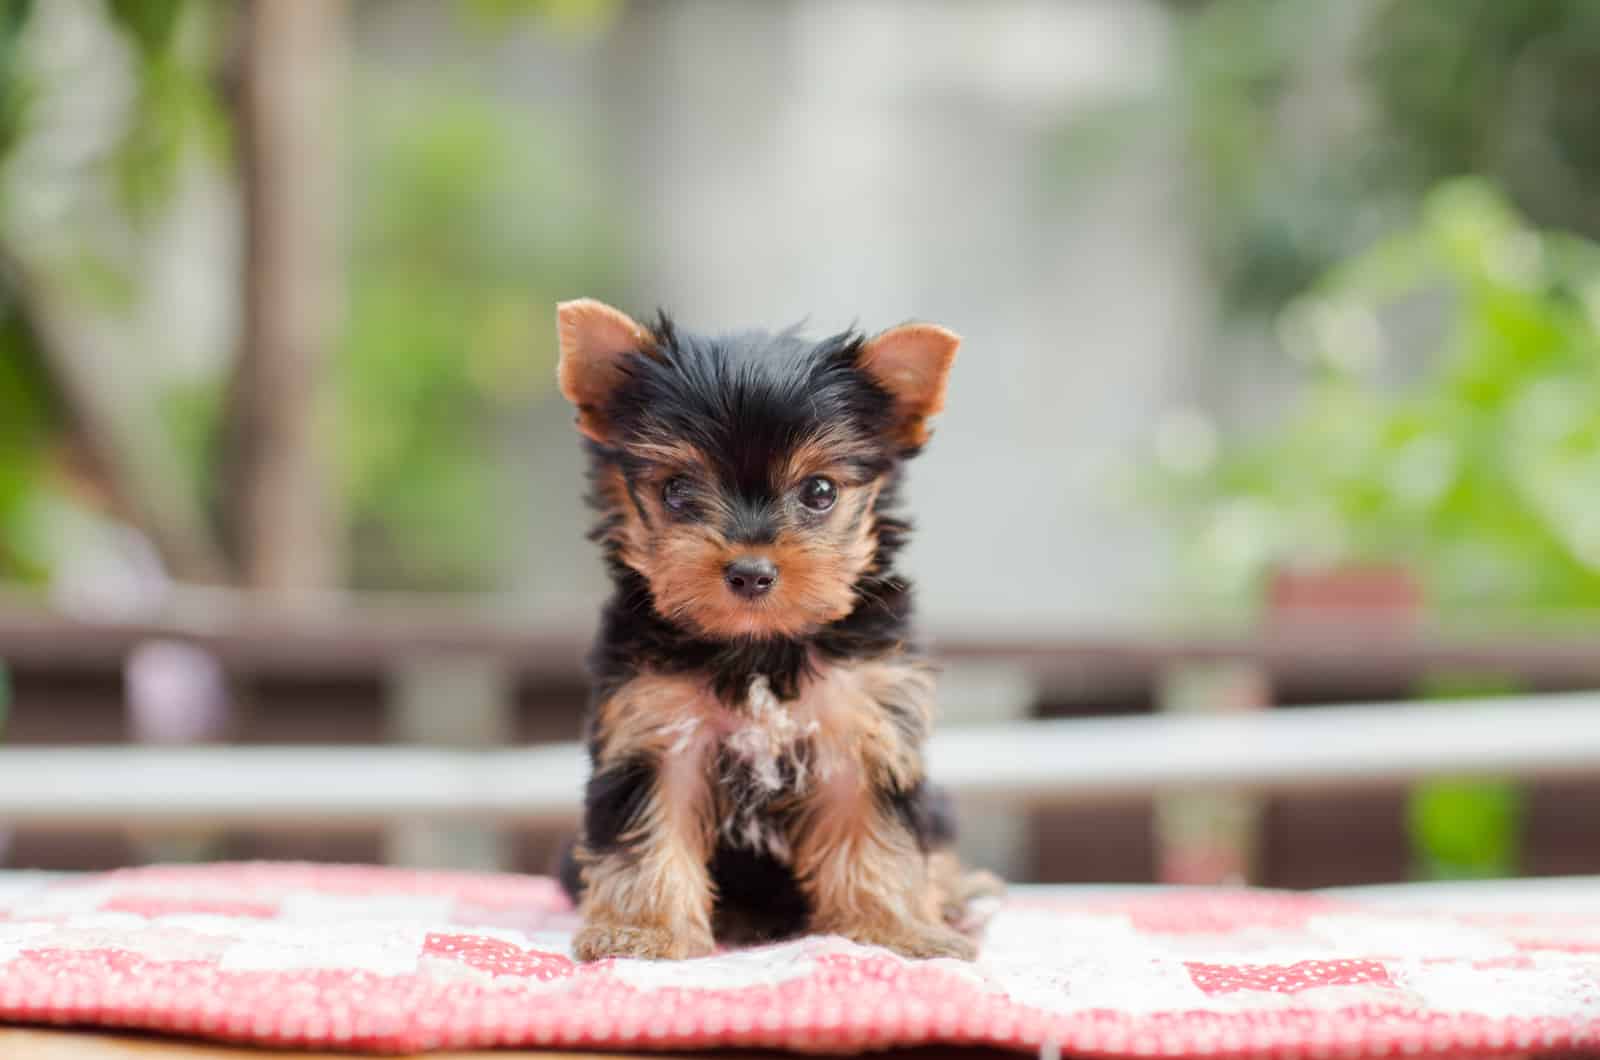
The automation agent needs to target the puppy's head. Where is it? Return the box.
[556,299,959,640]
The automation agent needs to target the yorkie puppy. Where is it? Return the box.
[555,299,1002,962]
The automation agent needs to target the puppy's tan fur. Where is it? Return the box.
[574,656,990,961]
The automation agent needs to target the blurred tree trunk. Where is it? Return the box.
[226,0,344,594]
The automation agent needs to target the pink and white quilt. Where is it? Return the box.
[0,863,1597,1056]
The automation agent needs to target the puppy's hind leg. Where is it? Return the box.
[909,782,1006,934]
[930,849,1006,934]
[793,779,977,961]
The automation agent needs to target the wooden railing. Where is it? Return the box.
[7,590,1600,682]
[4,591,1600,878]
[3,692,1599,826]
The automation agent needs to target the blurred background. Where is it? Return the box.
[2,0,1599,888]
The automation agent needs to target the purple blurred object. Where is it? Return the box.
[126,640,229,745]
[43,515,231,746]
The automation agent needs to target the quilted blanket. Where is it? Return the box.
[0,863,1596,1056]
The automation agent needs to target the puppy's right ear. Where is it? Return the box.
[556,299,655,444]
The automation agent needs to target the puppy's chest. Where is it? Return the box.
[713,675,831,862]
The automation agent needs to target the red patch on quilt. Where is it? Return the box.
[1186,959,1394,995]
[101,895,280,919]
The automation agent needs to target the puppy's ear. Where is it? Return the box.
[556,299,655,443]
[858,322,960,449]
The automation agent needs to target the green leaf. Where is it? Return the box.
[336,75,620,588]
[1409,779,1522,880]
[1161,180,1600,618]
[102,1,229,218]
[1406,675,1525,881]
[105,0,185,57]
[463,0,622,34]
[0,0,35,165]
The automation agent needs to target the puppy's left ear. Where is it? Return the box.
[858,322,961,449]
[556,298,655,444]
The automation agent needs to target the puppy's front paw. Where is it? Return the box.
[573,919,713,962]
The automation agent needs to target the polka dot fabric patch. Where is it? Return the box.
[0,864,1597,1056]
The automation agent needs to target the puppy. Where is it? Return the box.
[555,299,1001,961]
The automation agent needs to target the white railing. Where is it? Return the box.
[3,691,1598,826]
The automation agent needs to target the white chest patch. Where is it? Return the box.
[718,675,820,862]
[724,675,820,792]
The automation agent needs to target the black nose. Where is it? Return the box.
[724,557,778,599]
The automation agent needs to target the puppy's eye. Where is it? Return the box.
[662,476,693,513]
[798,476,837,512]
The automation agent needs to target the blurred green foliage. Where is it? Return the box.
[463,0,622,33]
[1160,0,1600,619]
[0,0,31,162]
[339,79,618,588]
[1407,675,1523,880]
[1159,0,1600,886]
[1367,1,1600,243]
[0,0,219,583]
[105,0,228,219]
[0,310,54,583]
[1175,0,1600,319]
[0,1,620,590]
[1410,780,1523,879]
[0,0,41,584]
[1160,180,1600,617]
[1175,0,1385,314]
